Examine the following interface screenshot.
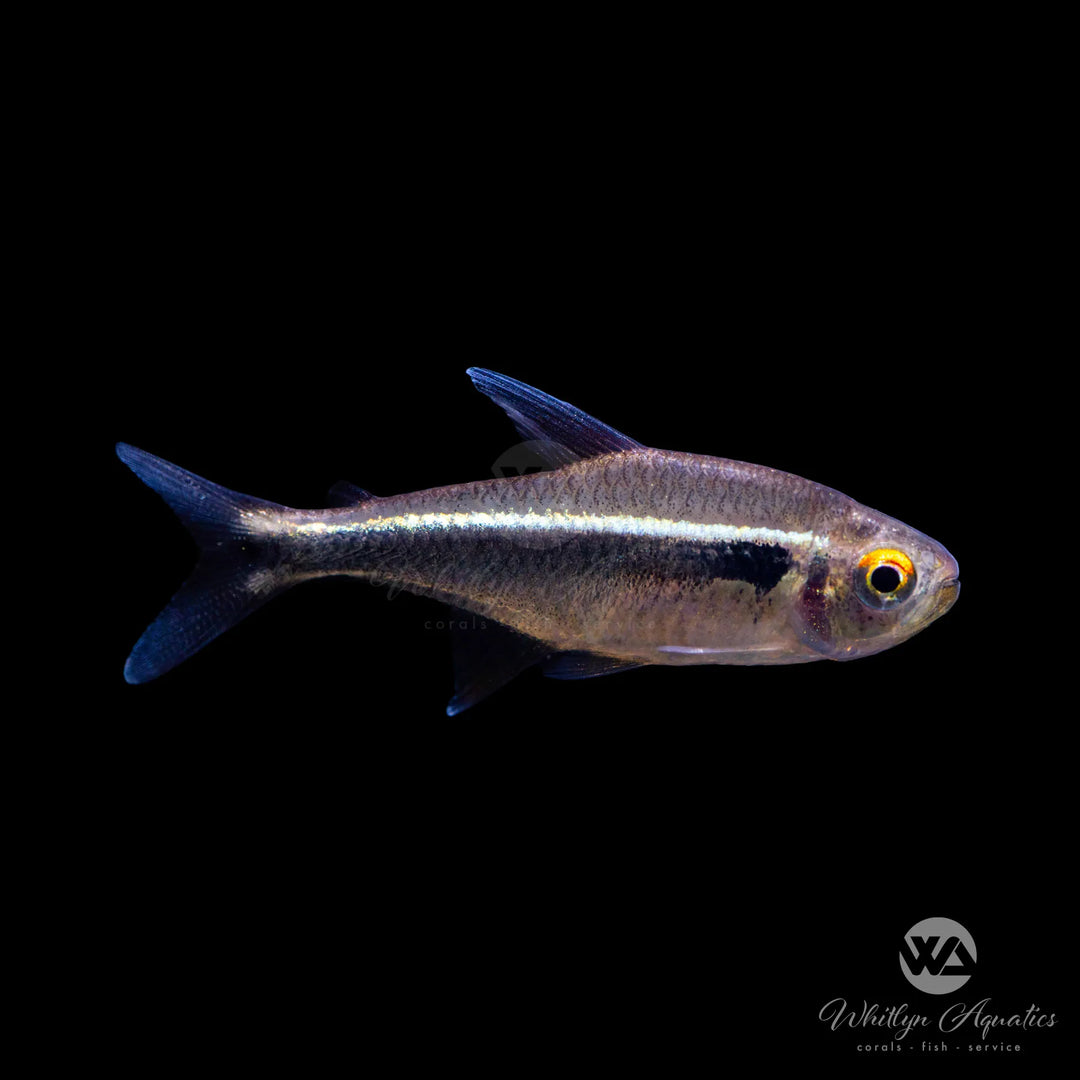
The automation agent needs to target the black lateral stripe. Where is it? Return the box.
[597,537,793,597]
[673,540,793,596]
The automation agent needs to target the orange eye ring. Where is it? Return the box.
[854,548,917,609]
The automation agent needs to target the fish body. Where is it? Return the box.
[118,369,959,712]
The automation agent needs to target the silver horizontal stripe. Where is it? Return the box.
[288,510,825,549]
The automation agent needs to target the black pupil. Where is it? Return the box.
[871,565,902,593]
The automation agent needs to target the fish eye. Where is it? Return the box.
[871,565,902,592]
[854,548,916,610]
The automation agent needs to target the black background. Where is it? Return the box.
[74,15,1069,1069]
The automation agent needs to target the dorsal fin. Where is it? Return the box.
[467,368,643,468]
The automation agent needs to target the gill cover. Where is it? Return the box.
[795,554,840,658]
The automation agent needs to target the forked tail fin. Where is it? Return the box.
[117,443,295,684]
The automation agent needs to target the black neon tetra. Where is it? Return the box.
[119,369,959,712]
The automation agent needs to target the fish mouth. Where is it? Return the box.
[934,577,961,617]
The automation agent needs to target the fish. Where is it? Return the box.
[117,368,959,713]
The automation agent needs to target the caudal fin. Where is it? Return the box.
[117,443,294,684]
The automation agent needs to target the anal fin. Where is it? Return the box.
[445,611,551,716]
[542,652,644,680]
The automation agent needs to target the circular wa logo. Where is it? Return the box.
[899,917,977,995]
